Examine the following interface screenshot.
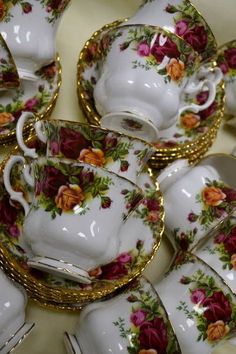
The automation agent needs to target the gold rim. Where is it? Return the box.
[0,137,165,304]
[0,54,62,144]
[77,20,224,159]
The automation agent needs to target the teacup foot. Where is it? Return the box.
[0,322,35,354]
[64,332,82,354]
[100,111,159,143]
[27,257,92,284]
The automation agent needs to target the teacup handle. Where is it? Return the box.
[179,79,215,115]
[3,155,34,215]
[16,112,46,158]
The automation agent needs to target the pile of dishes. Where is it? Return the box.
[77,0,225,168]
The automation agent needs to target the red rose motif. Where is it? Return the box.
[104,132,118,149]
[202,291,232,323]
[0,197,18,225]
[99,261,128,280]
[39,166,67,198]
[224,47,236,69]
[223,229,236,255]
[146,199,159,211]
[221,187,236,202]
[59,127,90,159]
[22,2,32,14]
[139,317,168,354]
[185,26,207,53]
[151,35,180,63]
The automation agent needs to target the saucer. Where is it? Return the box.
[0,322,35,354]
[77,20,224,165]
[0,137,164,305]
[0,55,61,144]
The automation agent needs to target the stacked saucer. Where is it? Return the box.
[77,0,224,168]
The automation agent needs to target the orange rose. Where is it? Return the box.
[181,113,200,130]
[139,350,158,354]
[55,185,85,212]
[79,148,105,167]
[166,58,185,81]
[147,210,159,223]
[0,112,14,127]
[231,254,236,270]
[206,320,229,342]
[202,186,226,206]
[88,267,102,277]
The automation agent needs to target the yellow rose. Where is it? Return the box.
[181,113,200,130]
[79,148,105,167]
[231,254,236,270]
[206,320,229,342]
[166,58,185,81]
[55,185,85,212]
[202,186,226,207]
[0,112,14,127]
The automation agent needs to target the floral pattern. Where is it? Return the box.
[117,26,199,85]
[177,268,236,343]
[217,40,236,81]
[43,120,153,175]
[0,139,164,295]
[207,218,236,271]
[165,0,217,61]
[173,179,236,251]
[0,0,69,23]
[0,37,19,89]
[113,280,180,354]
[0,60,58,137]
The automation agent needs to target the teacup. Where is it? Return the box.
[126,0,217,61]
[0,269,34,354]
[3,155,143,284]
[157,158,236,251]
[156,253,236,353]
[193,211,236,295]
[0,33,19,90]
[94,24,219,142]
[16,113,155,183]
[0,0,71,81]
[217,39,236,116]
[64,277,181,354]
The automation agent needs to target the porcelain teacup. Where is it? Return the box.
[94,24,219,142]
[217,39,236,117]
[157,159,236,251]
[0,269,34,354]
[16,113,155,184]
[64,277,181,354]
[126,0,217,61]
[156,253,236,354]
[0,0,71,81]
[3,155,143,284]
[0,33,19,90]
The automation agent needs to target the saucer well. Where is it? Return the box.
[0,56,61,144]
[0,137,164,306]
[77,20,224,167]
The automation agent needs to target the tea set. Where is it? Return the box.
[0,0,236,354]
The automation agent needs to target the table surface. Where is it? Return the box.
[1,1,236,353]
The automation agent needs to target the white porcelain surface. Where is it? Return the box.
[0,0,70,80]
[94,24,216,142]
[0,269,34,353]
[16,113,155,184]
[156,254,236,354]
[3,155,142,283]
[65,277,181,354]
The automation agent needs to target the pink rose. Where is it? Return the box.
[117,252,132,264]
[190,288,206,304]
[137,41,151,57]
[8,224,20,238]
[49,140,60,155]
[214,233,228,244]
[175,20,189,36]
[130,310,147,326]
[219,61,229,74]
[25,98,39,111]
